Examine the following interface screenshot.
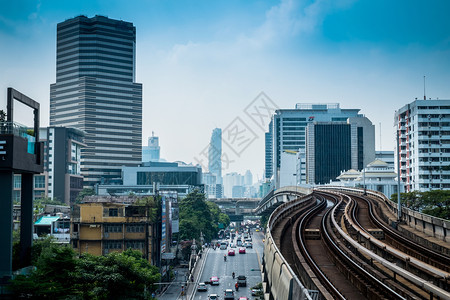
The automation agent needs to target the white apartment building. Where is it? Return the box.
[394,99,450,192]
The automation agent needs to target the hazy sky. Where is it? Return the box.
[1,0,450,181]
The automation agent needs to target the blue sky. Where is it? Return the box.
[1,0,450,181]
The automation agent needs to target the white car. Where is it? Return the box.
[197,282,207,292]
[208,294,219,300]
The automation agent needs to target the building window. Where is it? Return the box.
[126,225,144,233]
[126,241,144,249]
[109,208,118,217]
[34,175,45,189]
[14,175,21,189]
[105,224,122,233]
[104,241,122,249]
[34,190,45,200]
[13,190,21,202]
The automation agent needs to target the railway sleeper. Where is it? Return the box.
[337,224,447,298]
[324,218,400,299]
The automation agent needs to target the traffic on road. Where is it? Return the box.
[192,227,265,300]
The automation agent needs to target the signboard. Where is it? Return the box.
[161,195,166,253]
[161,252,175,260]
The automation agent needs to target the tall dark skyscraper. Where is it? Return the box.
[208,128,222,184]
[50,15,142,187]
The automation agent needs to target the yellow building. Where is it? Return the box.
[71,198,154,263]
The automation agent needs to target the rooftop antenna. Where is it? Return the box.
[379,122,382,151]
[423,75,426,100]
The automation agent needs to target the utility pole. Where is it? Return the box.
[396,125,402,221]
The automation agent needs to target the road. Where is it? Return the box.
[192,229,265,299]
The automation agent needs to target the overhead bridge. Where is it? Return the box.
[255,186,311,216]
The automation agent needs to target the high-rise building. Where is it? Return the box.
[50,15,142,187]
[306,120,374,184]
[202,172,223,198]
[268,103,375,187]
[13,126,86,205]
[208,128,222,184]
[142,132,160,162]
[394,99,450,192]
[244,170,253,186]
[265,120,273,179]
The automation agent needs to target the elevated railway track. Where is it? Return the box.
[266,188,450,300]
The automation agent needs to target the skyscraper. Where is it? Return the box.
[268,103,375,188]
[395,99,450,192]
[265,120,273,179]
[208,128,222,184]
[142,132,160,162]
[50,15,142,187]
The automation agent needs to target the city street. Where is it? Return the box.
[191,230,265,299]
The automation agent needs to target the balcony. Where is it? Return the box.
[0,121,36,154]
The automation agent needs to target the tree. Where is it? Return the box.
[0,109,6,122]
[74,250,160,299]
[134,196,159,223]
[391,190,450,220]
[179,190,215,241]
[75,188,96,204]
[9,243,77,298]
[9,243,161,299]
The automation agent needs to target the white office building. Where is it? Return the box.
[394,99,450,192]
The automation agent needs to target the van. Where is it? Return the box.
[219,242,227,250]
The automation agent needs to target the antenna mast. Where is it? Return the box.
[423,75,426,100]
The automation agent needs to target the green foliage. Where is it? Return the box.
[260,215,269,230]
[33,197,66,215]
[134,196,159,223]
[179,190,220,241]
[75,188,96,204]
[9,243,160,299]
[0,109,6,122]
[252,282,264,298]
[391,190,450,219]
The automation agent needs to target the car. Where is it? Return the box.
[224,289,235,300]
[251,288,262,296]
[239,247,246,254]
[255,228,260,232]
[210,276,220,285]
[208,294,219,300]
[197,282,208,292]
[230,243,236,248]
[237,275,247,287]
[245,242,252,248]
[228,249,235,256]
[238,297,248,300]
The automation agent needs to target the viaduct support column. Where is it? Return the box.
[0,172,13,280]
[20,173,34,267]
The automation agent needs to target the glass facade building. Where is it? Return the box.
[50,15,142,187]
[208,128,222,184]
[268,103,375,187]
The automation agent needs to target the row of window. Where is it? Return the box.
[103,241,145,249]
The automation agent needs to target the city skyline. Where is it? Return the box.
[2,0,450,180]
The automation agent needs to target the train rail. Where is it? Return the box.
[270,189,450,299]
[340,191,450,298]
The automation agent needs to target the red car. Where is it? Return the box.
[228,249,235,256]
[239,247,246,254]
[210,276,220,285]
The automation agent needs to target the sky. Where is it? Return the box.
[1,0,450,182]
